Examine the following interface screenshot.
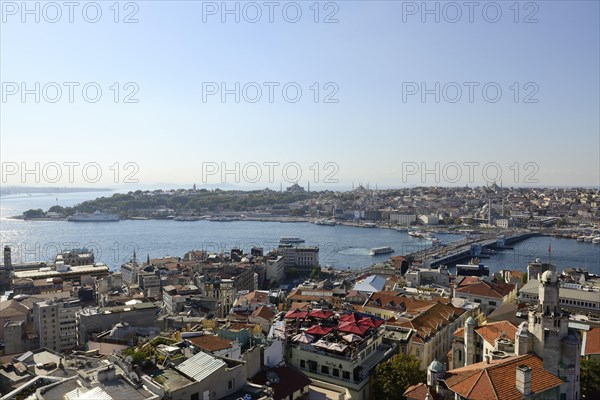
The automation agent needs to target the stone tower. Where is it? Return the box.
[427,360,445,389]
[0,246,12,290]
[3,246,11,269]
[464,316,477,366]
[528,270,568,372]
[528,270,580,399]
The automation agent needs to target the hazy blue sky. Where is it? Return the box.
[1,1,599,189]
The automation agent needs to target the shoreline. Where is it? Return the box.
[8,215,599,243]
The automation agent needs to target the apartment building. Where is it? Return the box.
[33,298,80,353]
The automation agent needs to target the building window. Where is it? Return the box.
[489,301,497,306]
[191,393,199,400]
[228,379,234,390]
[300,360,305,368]
[333,368,339,377]
[343,371,350,380]
[321,366,329,375]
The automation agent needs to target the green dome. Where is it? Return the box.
[428,360,444,372]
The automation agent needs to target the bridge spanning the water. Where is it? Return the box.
[407,231,538,268]
[336,231,539,281]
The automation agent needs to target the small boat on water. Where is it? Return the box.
[315,219,336,226]
[409,230,430,238]
[209,217,235,222]
[174,216,201,221]
[369,246,394,256]
[592,237,600,244]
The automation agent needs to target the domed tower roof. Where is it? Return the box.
[541,270,557,284]
[428,360,444,372]
[465,316,477,327]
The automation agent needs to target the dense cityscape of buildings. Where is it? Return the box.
[1,186,599,400]
[20,186,600,232]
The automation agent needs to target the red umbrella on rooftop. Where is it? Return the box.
[339,313,360,323]
[308,309,334,320]
[358,316,384,328]
[306,325,334,336]
[338,321,370,336]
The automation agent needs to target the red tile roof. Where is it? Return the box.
[398,303,466,343]
[239,290,269,304]
[252,305,275,321]
[188,335,233,352]
[585,327,600,356]
[445,354,564,400]
[475,321,518,345]
[404,382,439,400]
[455,279,515,299]
[365,292,435,313]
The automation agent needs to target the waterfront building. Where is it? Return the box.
[55,248,95,266]
[277,244,319,274]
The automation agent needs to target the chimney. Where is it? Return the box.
[484,355,490,364]
[516,365,532,395]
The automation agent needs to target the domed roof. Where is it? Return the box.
[109,321,133,339]
[428,360,444,372]
[541,270,557,284]
[465,316,477,326]
[562,331,579,345]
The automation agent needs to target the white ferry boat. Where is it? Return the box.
[369,246,394,256]
[67,211,119,222]
[280,237,305,244]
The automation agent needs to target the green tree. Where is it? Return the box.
[23,209,45,219]
[581,357,600,398]
[48,205,65,213]
[311,265,321,280]
[286,267,300,280]
[374,352,426,400]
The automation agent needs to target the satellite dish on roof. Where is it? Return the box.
[129,371,139,382]
[125,356,133,363]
